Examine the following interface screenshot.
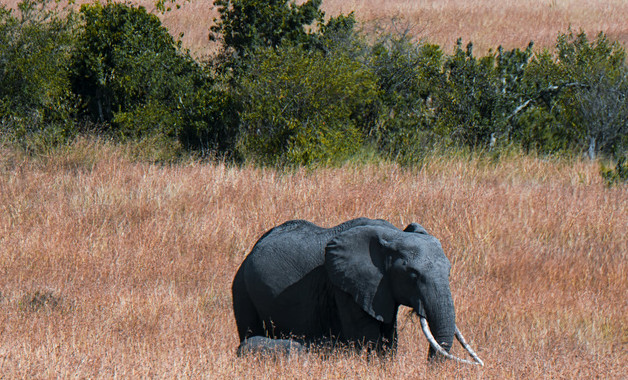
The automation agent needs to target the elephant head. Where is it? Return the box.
[325,223,483,365]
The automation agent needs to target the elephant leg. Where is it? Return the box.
[378,316,398,355]
[333,290,389,353]
[232,268,264,341]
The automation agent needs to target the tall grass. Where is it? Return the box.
[154,0,628,54]
[328,0,628,53]
[0,139,625,377]
[4,0,628,55]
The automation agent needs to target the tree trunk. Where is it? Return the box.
[588,136,596,160]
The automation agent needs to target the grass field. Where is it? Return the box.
[0,139,626,377]
[4,0,628,55]
[134,0,628,55]
[1,0,627,377]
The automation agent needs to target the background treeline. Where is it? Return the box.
[1,0,627,167]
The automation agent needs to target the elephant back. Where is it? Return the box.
[242,218,397,300]
[242,220,327,300]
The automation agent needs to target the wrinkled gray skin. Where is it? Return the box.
[232,218,455,359]
[237,336,306,356]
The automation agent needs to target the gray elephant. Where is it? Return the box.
[236,336,305,356]
[232,218,483,365]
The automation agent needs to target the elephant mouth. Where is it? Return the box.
[420,317,484,366]
[412,302,427,319]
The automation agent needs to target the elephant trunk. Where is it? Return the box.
[420,283,456,361]
[416,282,484,366]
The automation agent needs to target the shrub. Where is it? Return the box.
[236,45,379,166]
[367,31,541,162]
[2,0,626,165]
[210,0,324,58]
[574,68,628,159]
[71,1,190,127]
[433,40,537,149]
[70,1,238,157]
[434,41,496,147]
[600,156,628,186]
[0,0,79,145]
[518,30,627,157]
[368,33,444,163]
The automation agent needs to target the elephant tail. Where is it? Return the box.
[232,266,264,342]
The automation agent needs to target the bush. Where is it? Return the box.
[70,1,238,157]
[369,34,537,161]
[236,45,379,166]
[368,33,444,163]
[600,156,628,186]
[230,25,627,165]
[1,0,626,165]
[0,0,79,145]
[210,0,324,58]
[517,30,627,157]
[71,1,191,127]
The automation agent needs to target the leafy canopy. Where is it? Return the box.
[211,0,324,56]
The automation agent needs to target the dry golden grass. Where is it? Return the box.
[330,0,628,54]
[0,139,626,378]
[4,0,628,55]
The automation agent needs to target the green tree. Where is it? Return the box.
[210,0,324,58]
[368,32,444,163]
[237,45,379,166]
[433,40,502,148]
[71,1,190,126]
[560,32,627,158]
[0,0,79,144]
[70,1,238,156]
[517,30,627,157]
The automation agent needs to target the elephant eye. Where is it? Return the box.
[402,260,408,266]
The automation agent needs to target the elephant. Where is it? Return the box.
[232,218,483,365]
[236,336,305,356]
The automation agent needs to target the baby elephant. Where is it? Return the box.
[237,336,306,356]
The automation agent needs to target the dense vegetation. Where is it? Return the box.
[1,0,627,168]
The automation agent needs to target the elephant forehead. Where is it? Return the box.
[398,234,443,255]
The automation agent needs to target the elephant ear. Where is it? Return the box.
[324,226,396,324]
[404,222,428,235]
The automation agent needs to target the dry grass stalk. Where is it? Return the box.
[0,139,626,377]
[3,0,627,55]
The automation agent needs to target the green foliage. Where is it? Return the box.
[369,35,538,162]
[211,0,324,56]
[1,0,627,166]
[368,34,444,163]
[0,0,79,144]
[600,157,628,186]
[365,29,627,163]
[70,1,238,156]
[428,40,537,151]
[236,45,379,166]
[154,0,182,13]
[372,35,443,107]
[71,1,186,126]
[556,30,626,82]
[435,40,501,147]
[520,30,627,157]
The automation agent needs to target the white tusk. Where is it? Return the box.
[455,326,484,366]
[420,317,484,366]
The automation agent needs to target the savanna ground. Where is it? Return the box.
[1,0,627,378]
[0,139,626,378]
